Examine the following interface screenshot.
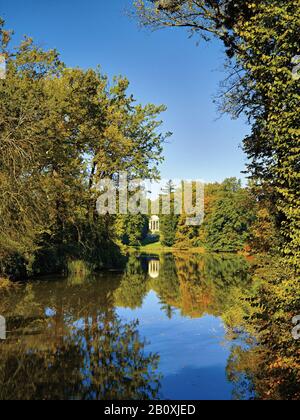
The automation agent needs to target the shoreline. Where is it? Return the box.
[126,243,252,257]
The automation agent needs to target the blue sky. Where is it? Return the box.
[2,0,250,183]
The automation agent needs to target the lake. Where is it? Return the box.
[0,252,255,400]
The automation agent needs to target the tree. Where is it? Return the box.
[203,179,255,252]
[134,1,300,267]
[159,180,179,247]
[161,179,176,195]
[160,214,178,247]
[0,18,169,278]
[121,214,149,246]
[174,179,255,252]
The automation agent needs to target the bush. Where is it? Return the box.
[0,277,19,291]
[0,252,27,281]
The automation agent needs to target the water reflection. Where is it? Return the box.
[0,278,160,400]
[148,259,160,279]
[116,253,251,321]
[1,252,293,400]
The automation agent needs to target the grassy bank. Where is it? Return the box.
[127,242,253,258]
[128,242,206,254]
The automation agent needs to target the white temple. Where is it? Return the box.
[149,215,160,233]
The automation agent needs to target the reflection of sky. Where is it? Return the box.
[117,291,233,400]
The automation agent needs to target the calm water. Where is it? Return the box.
[0,253,254,400]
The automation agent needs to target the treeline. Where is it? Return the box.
[0,19,168,279]
[139,178,276,253]
[119,177,278,254]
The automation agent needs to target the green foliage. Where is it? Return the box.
[121,214,149,246]
[174,178,255,252]
[0,251,27,280]
[203,179,255,252]
[160,214,179,247]
[141,234,160,246]
[248,185,281,254]
[222,1,300,265]
[114,255,148,308]
[159,181,179,247]
[134,0,300,266]
[0,19,168,278]
[66,260,92,285]
[227,257,300,400]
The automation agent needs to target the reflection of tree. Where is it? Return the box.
[5,253,296,400]
[171,253,251,320]
[114,254,180,318]
[151,254,180,318]
[115,253,252,323]
[114,256,148,309]
[159,303,176,319]
[73,317,160,400]
[114,254,300,400]
[0,279,160,400]
[226,259,300,400]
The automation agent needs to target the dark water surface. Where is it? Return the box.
[0,253,255,400]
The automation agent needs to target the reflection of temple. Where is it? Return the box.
[149,215,160,233]
[148,259,160,279]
